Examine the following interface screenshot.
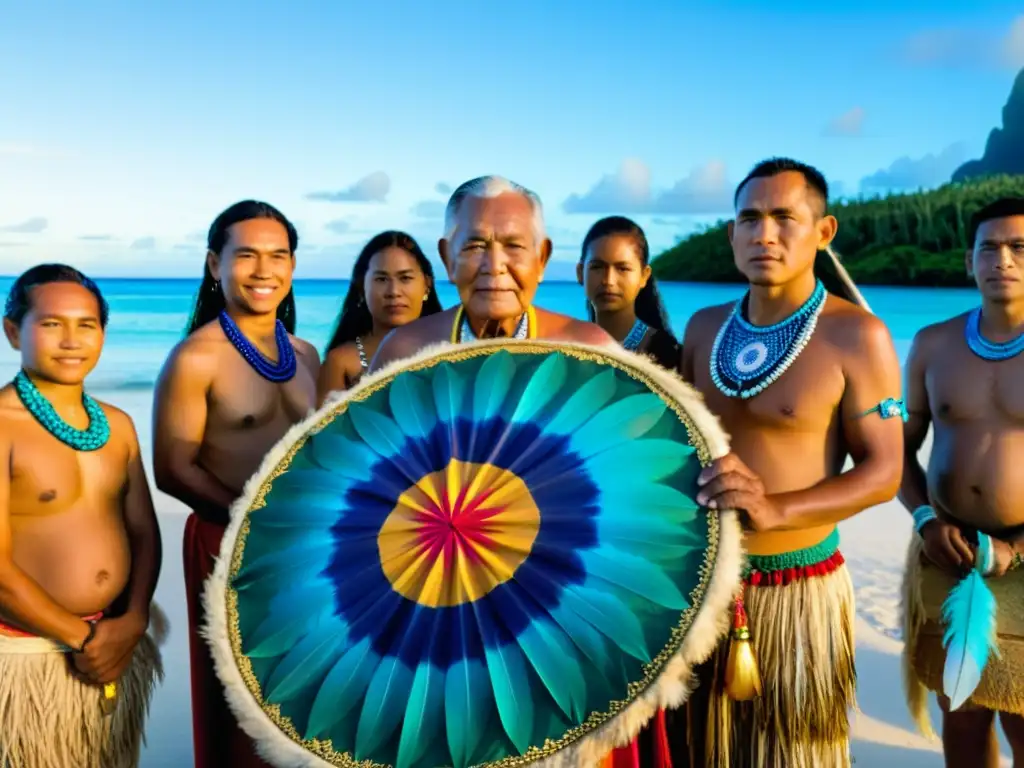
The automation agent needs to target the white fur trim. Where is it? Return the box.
[203,338,743,767]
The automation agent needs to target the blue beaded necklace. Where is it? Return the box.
[710,280,827,399]
[218,310,297,382]
[622,317,649,351]
[964,306,1024,361]
[13,370,110,451]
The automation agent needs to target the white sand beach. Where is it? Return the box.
[127,394,1011,767]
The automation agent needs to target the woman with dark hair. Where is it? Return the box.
[582,218,683,768]
[577,216,681,370]
[317,231,442,403]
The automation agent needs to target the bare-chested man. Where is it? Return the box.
[371,176,693,768]
[681,158,903,767]
[900,197,1024,768]
[0,264,163,767]
[152,201,320,768]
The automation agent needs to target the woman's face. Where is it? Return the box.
[362,246,431,327]
[580,234,651,313]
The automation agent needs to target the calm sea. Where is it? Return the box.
[0,277,979,393]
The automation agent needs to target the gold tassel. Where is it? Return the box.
[725,593,762,701]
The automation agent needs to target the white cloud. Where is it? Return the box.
[0,217,48,234]
[305,171,391,203]
[410,200,446,219]
[823,107,865,137]
[900,15,1024,69]
[130,237,156,250]
[859,143,967,194]
[79,234,114,241]
[435,182,452,196]
[563,159,733,216]
[324,219,351,235]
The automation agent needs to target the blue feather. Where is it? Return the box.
[263,620,345,704]
[388,373,438,439]
[543,368,618,435]
[306,431,378,482]
[473,351,516,421]
[242,580,338,658]
[354,656,415,759]
[432,362,467,423]
[568,394,667,458]
[444,658,491,768]
[304,637,380,740]
[941,534,1000,711]
[395,663,445,768]
[510,353,567,424]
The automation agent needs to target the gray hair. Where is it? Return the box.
[443,175,547,243]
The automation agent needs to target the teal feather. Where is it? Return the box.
[347,403,407,460]
[444,659,491,768]
[547,603,626,693]
[233,540,333,591]
[514,619,588,722]
[543,368,618,435]
[242,580,337,658]
[596,515,703,558]
[265,469,352,499]
[395,663,445,768]
[568,394,667,458]
[583,439,695,484]
[579,546,689,610]
[354,656,415,759]
[388,373,438,439]
[473,351,516,421]
[510,353,567,424]
[559,584,651,662]
[432,362,467,423]
[305,637,380,739]
[306,432,378,481]
[596,482,700,523]
[263,621,345,703]
[941,534,1000,711]
[483,639,535,753]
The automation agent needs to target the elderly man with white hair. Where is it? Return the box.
[369,175,612,368]
[369,176,689,768]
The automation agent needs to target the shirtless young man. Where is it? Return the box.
[372,176,690,768]
[0,264,163,767]
[900,197,1024,768]
[680,158,904,767]
[152,201,320,768]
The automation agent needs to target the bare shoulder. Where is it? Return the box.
[533,308,612,345]
[819,295,888,345]
[324,341,360,368]
[94,400,141,452]
[682,302,731,340]
[157,323,222,382]
[0,385,25,444]
[910,313,968,357]
[290,334,321,373]
[371,311,454,370]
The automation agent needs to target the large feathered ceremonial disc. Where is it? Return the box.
[204,339,742,768]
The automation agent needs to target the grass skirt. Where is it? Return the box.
[0,608,166,768]
[901,534,1024,738]
[704,529,856,767]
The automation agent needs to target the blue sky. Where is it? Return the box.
[0,1,1021,279]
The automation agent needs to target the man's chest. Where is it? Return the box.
[928,352,1024,423]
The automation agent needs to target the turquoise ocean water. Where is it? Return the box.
[0,277,981,393]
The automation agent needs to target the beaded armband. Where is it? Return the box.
[861,397,908,422]
[912,505,937,536]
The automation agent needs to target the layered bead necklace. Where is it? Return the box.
[964,306,1024,361]
[219,310,297,382]
[13,370,110,451]
[451,306,536,342]
[621,317,649,352]
[710,280,826,399]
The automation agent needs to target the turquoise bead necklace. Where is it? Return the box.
[964,306,1024,361]
[710,279,826,399]
[13,370,110,451]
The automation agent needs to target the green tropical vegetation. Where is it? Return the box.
[651,67,1024,286]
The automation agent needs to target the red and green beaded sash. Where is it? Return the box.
[743,527,842,586]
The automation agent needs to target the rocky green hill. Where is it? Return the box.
[652,68,1024,287]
